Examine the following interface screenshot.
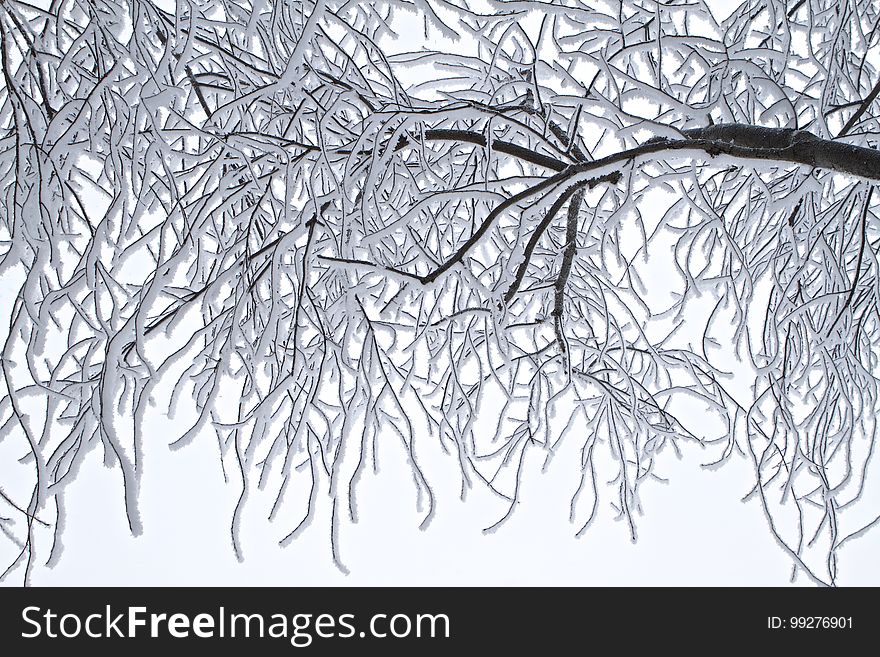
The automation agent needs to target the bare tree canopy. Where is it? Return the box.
[2,0,880,586]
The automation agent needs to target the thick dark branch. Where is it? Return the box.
[838,76,880,138]
[418,170,627,285]
[320,170,620,287]
[649,124,880,180]
[317,255,426,282]
[325,123,880,287]
[405,120,880,184]
[504,184,582,304]
[788,0,806,16]
[428,123,880,182]
[552,186,586,358]
[420,129,570,171]
[317,170,578,283]
[350,126,571,170]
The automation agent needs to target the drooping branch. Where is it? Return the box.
[677,124,880,179]
[324,123,880,288]
[321,168,622,283]
[504,183,584,304]
[421,123,880,182]
[552,186,587,360]
[420,129,571,171]
[838,77,880,138]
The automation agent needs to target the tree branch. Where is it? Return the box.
[838,76,880,138]
[324,123,880,289]
[423,123,880,182]
[642,124,880,180]
[504,183,583,304]
[552,186,587,359]
[830,185,874,331]
[320,170,621,285]
[415,128,571,171]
